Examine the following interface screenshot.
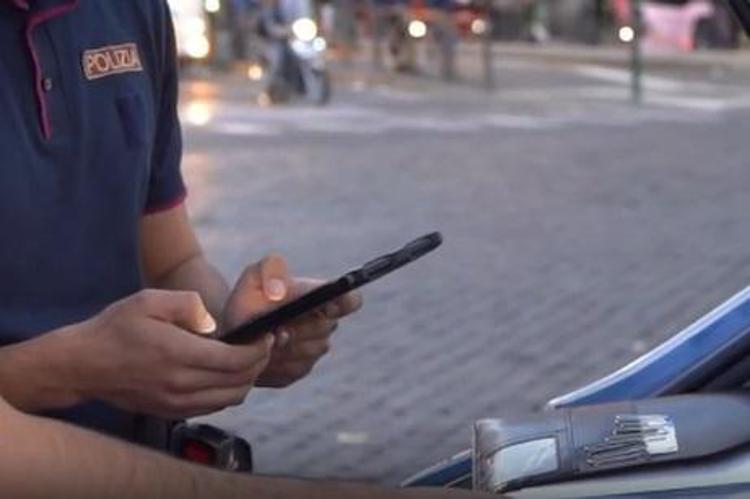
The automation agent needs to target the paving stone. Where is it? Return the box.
[184,71,750,485]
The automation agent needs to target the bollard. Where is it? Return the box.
[367,0,384,71]
[630,0,644,105]
[480,0,494,90]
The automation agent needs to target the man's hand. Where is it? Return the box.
[222,254,363,388]
[68,290,275,419]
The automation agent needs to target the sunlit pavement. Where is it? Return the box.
[183,58,750,484]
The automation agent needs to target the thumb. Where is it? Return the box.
[259,252,291,302]
[135,290,217,335]
[226,253,293,327]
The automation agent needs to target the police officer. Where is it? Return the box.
[229,0,261,61]
[426,0,457,80]
[258,0,292,97]
[0,0,361,446]
[370,0,412,71]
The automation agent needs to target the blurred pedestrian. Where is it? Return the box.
[259,0,290,87]
[529,0,551,43]
[426,0,458,80]
[371,0,414,71]
[259,0,329,102]
[229,0,261,62]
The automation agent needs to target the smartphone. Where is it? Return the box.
[220,232,443,345]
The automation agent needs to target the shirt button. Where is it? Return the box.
[42,77,54,92]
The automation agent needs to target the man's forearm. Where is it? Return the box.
[1,395,219,499]
[0,397,489,499]
[0,324,84,412]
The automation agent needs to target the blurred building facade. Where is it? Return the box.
[492,0,740,49]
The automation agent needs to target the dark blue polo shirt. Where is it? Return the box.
[0,0,186,440]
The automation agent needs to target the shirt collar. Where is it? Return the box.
[7,0,81,11]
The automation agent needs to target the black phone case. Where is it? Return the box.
[220,232,443,345]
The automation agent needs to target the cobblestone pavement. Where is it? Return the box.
[181,59,750,484]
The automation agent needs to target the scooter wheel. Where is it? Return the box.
[266,81,291,105]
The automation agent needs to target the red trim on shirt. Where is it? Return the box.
[143,190,188,216]
[23,0,79,140]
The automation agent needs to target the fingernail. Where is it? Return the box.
[277,330,291,347]
[266,278,287,302]
[266,334,276,348]
[197,312,217,335]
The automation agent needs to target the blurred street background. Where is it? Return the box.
[174,0,750,485]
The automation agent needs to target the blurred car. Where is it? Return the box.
[611,0,739,51]
[450,0,489,38]
[167,0,216,61]
[400,0,491,39]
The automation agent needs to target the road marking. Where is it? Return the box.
[573,65,686,92]
[368,85,428,102]
[482,114,554,129]
[567,65,750,112]
[499,82,749,114]
[212,122,282,136]
[182,78,740,139]
[185,105,721,138]
[644,94,730,112]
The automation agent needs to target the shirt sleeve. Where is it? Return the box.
[144,3,187,214]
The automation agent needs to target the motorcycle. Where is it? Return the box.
[260,0,331,106]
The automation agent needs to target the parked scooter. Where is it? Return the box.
[259,0,331,105]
